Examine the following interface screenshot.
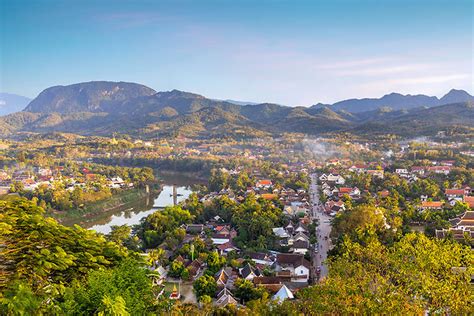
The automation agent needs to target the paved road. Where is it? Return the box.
[309,173,332,280]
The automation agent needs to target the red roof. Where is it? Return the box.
[463,196,474,208]
[428,166,451,171]
[379,190,390,197]
[339,187,352,193]
[261,193,278,200]
[445,189,465,196]
[421,201,443,208]
[257,180,272,186]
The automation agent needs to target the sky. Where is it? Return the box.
[0,0,472,105]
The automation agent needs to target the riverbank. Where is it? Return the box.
[51,187,155,227]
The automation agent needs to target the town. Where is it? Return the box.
[1,131,472,313]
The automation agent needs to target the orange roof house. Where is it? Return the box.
[463,196,474,208]
[420,201,443,209]
[256,179,273,187]
[261,193,278,200]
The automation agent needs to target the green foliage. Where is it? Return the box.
[168,260,185,278]
[231,194,283,249]
[292,233,473,314]
[205,252,226,275]
[233,279,267,304]
[331,204,402,245]
[0,199,127,292]
[193,275,217,299]
[62,258,154,315]
[139,205,194,249]
[107,225,131,246]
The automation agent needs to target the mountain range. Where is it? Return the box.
[0,81,472,138]
[314,89,474,113]
[0,93,32,116]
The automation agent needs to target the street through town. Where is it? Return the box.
[309,173,332,280]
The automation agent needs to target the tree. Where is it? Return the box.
[107,225,132,246]
[289,233,473,315]
[1,199,127,294]
[147,248,165,269]
[331,204,387,242]
[9,181,24,193]
[97,295,129,316]
[205,251,226,275]
[169,260,185,278]
[63,259,154,315]
[193,275,217,299]
[234,278,266,304]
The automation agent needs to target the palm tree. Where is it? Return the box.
[147,248,165,269]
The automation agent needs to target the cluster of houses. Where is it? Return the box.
[147,170,315,307]
[435,210,474,243]
[419,187,473,211]
[151,218,311,307]
[272,222,312,254]
[0,166,133,195]
[210,251,308,307]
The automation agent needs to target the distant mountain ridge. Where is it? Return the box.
[24,81,156,113]
[0,93,32,116]
[0,81,472,137]
[313,89,474,113]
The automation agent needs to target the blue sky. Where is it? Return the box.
[1,0,472,105]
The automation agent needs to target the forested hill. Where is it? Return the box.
[0,81,472,138]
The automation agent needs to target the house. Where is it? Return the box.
[294,222,308,234]
[367,169,384,179]
[435,211,474,242]
[275,253,310,283]
[291,239,309,255]
[378,190,390,198]
[260,193,278,200]
[338,187,361,198]
[273,227,289,239]
[452,211,474,228]
[395,169,409,177]
[215,287,238,307]
[255,179,273,189]
[324,200,345,214]
[215,268,231,288]
[411,166,425,175]
[272,284,294,303]
[348,164,367,173]
[420,201,443,210]
[427,166,451,175]
[217,241,240,256]
[253,276,283,286]
[444,189,464,201]
[247,252,274,266]
[327,174,345,185]
[186,259,203,279]
[186,224,204,235]
[440,160,455,166]
[463,196,474,208]
[211,225,237,245]
[239,263,260,280]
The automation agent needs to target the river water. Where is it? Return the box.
[88,185,193,234]
[85,173,202,234]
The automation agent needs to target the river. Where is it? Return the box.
[83,172,202,234]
